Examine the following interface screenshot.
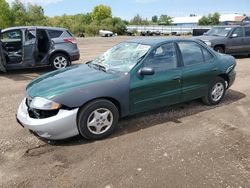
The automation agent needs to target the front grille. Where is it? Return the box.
[28,108,59,119]
[26,97,59,119]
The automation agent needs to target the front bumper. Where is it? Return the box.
[228,70,236,88]
[17,98,79,140]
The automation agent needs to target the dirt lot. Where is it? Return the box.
[0,36,250,188]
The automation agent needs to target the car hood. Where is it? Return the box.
[26,64,121,99]
[194,35,225,41]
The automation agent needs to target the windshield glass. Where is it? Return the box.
[205,27,232,37]
[90,42,151,72]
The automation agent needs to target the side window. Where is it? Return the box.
[144,43,177,72]
[245,27,250,37]
[232,27,243,37]
[1,30,22,42]
[25,30,36,41]
[47,30,63,39]
[178,42,204,66]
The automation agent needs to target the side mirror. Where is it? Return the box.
[231,33,238,38]
[138,67,155,76]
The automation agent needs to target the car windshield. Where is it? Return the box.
[205,27,232,37]
[90,42,151,73]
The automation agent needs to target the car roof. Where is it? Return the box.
[212,25,242,28]
[126,38,196,46]
[2,26,67,32]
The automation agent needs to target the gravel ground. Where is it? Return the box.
[0,36,250,188]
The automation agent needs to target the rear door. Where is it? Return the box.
[23,28,37,65]
[0,41,6,72]
[177,41,218,101]
[243,27,250,53]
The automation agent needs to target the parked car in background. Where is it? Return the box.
[0,26,80,72]
[99,29,114,37]
[17,38,236,140]
[140,31,161,36]
[195,25,250,55]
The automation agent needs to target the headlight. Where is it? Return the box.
[30,97,61,110]
[226,64,235,74]
[204,41,212,47]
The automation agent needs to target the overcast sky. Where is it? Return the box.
[6,0,250,20]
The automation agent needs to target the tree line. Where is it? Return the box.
[0,0,221,36]
[0,0,127,36]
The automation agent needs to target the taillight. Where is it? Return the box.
[64,38,77,44]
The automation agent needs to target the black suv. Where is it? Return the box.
[0,26,80,72]
[195,25,250,55]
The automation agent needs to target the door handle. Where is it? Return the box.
[173,76,181,81]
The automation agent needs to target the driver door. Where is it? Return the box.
[227,27,245,53]
[0,41,6,72]
[129,42,182,114]
[23,28,37,65]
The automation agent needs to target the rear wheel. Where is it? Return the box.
[51,53,70,70]
[202,77,226,105]
[77,99,119,140]
[214,46,225,54]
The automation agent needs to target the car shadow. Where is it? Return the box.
[234,55,250,59]
[0,67,49,81]
[48,89,246,146]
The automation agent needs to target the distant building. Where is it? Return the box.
[172,13,250,26]
[172,16,202,26]
[220,13,246,25]
[235,15,250,25]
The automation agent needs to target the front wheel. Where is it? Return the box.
[50,53,70,70]
[202,77,226,105]
[77,99,119,140]
[214,46,225,54]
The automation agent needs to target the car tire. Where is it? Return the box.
[202,77,226,106]
[77,99,119,140]
[214,46,225,54]
[50,53,70,70]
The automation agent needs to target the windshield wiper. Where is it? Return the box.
[88,63,107,72]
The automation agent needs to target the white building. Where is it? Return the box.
[172,16,202,26]
[172,13,246,26]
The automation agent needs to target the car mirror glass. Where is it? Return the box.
[231,33,238,38]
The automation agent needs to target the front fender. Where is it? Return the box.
[52,74,131,117]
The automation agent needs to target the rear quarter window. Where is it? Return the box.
[59,30,74,38]
[66,31,73,37]
[47,30,63,39]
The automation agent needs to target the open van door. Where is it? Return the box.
[0,38,6,72]
[23,28,37,66]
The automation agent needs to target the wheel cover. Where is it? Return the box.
[53,56,67,69]
[211,82,224,102]
[87,108,113,135]
[216,47,223,53]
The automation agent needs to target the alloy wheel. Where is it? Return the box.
[53,56,68,69]
[211,82,224,102]
[87,108,114,135]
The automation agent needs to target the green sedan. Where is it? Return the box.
[17,38,236,140]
